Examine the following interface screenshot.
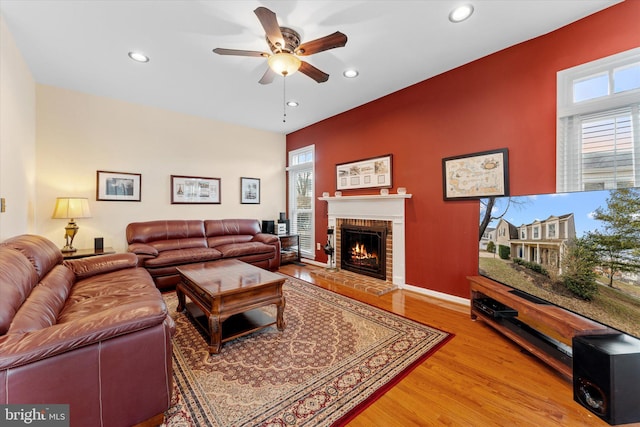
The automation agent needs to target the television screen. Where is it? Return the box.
[479,187,640,339]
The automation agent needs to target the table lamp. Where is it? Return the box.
[52,197,92,252]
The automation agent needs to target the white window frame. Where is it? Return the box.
[557,48,640,192]
[287,145,315,259]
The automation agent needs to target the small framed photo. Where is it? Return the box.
[241,177,260,204]
[171,175,221,204]
[96,170,141,201]
[442,148,509,200]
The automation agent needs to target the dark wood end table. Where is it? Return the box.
[62,247,116,259]
[176,259,286,354]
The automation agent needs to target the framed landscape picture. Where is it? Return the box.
[241,177,260,204]
[442,148,509,200]
[336,154,392,191]
[171,175,221,204]
[96,170,141,201]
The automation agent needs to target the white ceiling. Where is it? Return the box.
[0,0,621,134]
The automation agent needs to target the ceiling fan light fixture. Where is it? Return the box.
[128,51,149,63]
[268,52,301,77]
[449,4,474,23]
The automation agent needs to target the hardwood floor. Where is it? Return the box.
[278,263,635,427]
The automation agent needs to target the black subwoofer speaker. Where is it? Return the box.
[572,334,640,425]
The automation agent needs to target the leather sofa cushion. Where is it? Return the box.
[143,247,222,267]
[1,234,62,281]
[126,220,205,244]
[0,249,39,335]
[204,219,261,237]
[58,268,163,325]
[8,265,75,334]
[151,237,207,252]
[207,234,253,248]
[216,242,275,258]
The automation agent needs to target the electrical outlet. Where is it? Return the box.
[316,242,321,250]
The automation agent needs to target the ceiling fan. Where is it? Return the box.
[213,7,347,84]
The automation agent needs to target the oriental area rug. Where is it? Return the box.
[162,276,452,427]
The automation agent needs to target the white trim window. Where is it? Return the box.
[287,145,315,259]
[557,48,640,192]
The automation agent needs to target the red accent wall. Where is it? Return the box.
[287,1,640,298]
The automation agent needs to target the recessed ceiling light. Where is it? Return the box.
[286,100,299,107]
[449,4,474,23]
[343,69,359,78]
[128,51,149,63]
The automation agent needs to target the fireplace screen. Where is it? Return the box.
[340,225,387,280]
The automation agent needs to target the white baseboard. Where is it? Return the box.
[300,258,330,268]
[401,283,470,307]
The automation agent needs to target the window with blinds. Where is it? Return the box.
[557,48,640,192]
[288,145,315,259]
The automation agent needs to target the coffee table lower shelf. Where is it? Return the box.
[184,302,277,345]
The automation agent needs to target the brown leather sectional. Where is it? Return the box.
[0,234,174,426]
[126,219,281,290]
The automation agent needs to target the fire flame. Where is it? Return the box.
[351,243,377,261]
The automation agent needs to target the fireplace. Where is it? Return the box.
[340,224,387,280]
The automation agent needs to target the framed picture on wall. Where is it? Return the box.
[336,154,392,191]
[96,170,141,201]
[442,148,509,200]
[171,175,221,204]
[241,177,260,204]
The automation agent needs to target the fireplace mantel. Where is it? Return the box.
[319,193,411,286]
[318,194,412,201]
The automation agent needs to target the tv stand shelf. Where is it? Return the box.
[467,276,612,379]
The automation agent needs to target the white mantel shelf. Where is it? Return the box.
[320,193,411,287]
[318,194,412,201]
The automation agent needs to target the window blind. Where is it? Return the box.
[557,104,639,192]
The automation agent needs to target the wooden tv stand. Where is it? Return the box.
[467,276,612,379]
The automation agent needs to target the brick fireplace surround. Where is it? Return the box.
[319,194,411,286]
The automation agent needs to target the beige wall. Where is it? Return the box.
[35,85,286,252]
[0,16,36,240]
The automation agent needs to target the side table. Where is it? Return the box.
[62,247,115,260]
[279,234,300,265]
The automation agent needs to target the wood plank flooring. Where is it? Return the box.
[278,263,635,427]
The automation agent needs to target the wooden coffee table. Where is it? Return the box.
[176,259,286,354]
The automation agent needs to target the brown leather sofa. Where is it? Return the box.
[126,219,281,290]
[0,234,174,427]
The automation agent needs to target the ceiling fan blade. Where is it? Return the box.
[296,31,347,56]
[299,61,329,83]
[213,48,268,58]
[254,7,285,50]
[259,67,277,85]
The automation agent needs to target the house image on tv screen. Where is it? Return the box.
[492,214,576,275]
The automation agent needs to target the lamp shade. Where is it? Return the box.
[52,197,92,219]
[268,52,301,76]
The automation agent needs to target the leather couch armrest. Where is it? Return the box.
[128,243,158,257]
[64,253,139,280]
[252,233,279,244]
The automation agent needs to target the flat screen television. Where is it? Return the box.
[478,187,640,340]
